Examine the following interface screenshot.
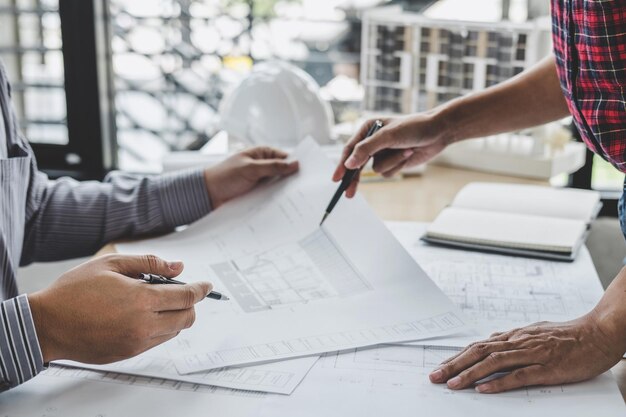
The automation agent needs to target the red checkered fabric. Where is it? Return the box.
[551,0,626,172]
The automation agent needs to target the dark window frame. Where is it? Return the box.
[32,0,116,181]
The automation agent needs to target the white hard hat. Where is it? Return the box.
[219,61,334,147]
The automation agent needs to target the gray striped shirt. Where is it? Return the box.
[0,62,212,392]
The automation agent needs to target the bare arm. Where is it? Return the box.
[430,268,626,393]
[334,55,571,196]
[440,55,570,143]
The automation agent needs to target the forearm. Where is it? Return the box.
[0,295,44,392]
[591,266,626,354]
[435,55,570,144]
[21,169,211,265]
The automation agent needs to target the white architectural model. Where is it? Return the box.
[361,6,551,114]
[360,6,585,180]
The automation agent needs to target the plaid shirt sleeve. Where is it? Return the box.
[551,0,626,172]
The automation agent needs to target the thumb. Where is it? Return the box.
[106,254,184,279]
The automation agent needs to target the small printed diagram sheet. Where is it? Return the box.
[116,138,466,374]
[385,222,606,347]
[55,345,319,395]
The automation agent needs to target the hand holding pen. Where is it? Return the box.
[139,273,230,301]
[321,120,384,225]
[332,116,446,199]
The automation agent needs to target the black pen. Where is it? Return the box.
[139,273,230,301]
[320,120,384,226]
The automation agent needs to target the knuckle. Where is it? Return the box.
[472,343,490,356]
[486,352,501,363]
[183,286,197,308]
[144,254,161,271]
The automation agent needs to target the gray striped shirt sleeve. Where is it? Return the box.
[0,295,44,392]
[1,166,212,391]
[21,167,212,264]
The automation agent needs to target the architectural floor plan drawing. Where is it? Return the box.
[426,257,574,324]
[0,366,267,417]
[56,347,319,395]
[259,346,626,417]
[45,366,266,398]
[117,139,466,374]
[321,345,463,373]
[213,229,372,312]
[385,221,605,345]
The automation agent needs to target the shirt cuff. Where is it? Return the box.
[0,295,45,392]
[149,168,212,229]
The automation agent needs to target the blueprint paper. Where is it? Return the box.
[0,366,266,417]
[56,347,318,394]
[385,221,605,347]
[3,349,624,417]
[117,138,466,374]
[258,345,626,417]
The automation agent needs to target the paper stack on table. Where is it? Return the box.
[52,137,466,393]
[386,221,606,348]
[5,139,624,416]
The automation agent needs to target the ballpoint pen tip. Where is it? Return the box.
[320,213,329,226]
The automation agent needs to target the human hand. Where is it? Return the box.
[332,114,451,197]
[204,146,299,209]
[429,312,626,393]
[28,254,212,364]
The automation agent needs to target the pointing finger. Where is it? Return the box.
[372,149,410,174]
[344,130,392,170]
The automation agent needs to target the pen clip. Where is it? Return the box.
[139,273,169,284]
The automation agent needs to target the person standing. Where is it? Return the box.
[335,1,626,393]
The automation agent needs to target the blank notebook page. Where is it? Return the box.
[426,208,588,253]
[451,183,601,221]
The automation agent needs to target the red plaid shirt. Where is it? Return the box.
[551,0,626,172]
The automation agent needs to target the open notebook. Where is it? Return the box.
[422,183,602,261]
